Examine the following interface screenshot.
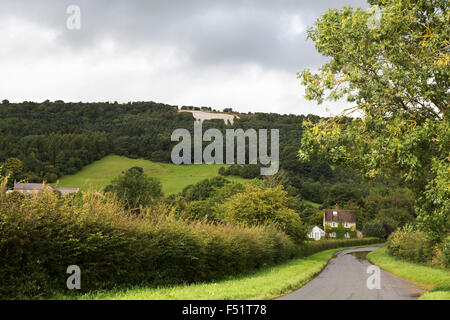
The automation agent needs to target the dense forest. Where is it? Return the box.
[0,100,327,183]
[0,100,416,232]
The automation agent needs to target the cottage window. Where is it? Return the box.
[330,232,336,238]
[344,233,350,238]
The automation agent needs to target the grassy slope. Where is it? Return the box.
[367,248,450,300]
[55,244,382,300]
[303,200,321,208]
[53,155,248,195]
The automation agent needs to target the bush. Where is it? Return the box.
[388,229,434,264]
[431,237,450,269]
[218,184,307,243]
[0,187,297,299]
[363,221,386,238]
[438,236,450,269]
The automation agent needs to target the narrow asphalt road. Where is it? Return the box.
[277,246,424,300]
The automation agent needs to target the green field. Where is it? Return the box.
[303,200,322,208]
[53,155,248,194]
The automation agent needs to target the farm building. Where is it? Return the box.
[7,182,79,196]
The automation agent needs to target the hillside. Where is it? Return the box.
[0,100,367,207]
[0,100,315,183]
[53,154,248,194]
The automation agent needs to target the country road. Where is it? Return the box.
[277,246,424,300]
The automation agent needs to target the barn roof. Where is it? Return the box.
[14,182,51,191]
[13,183,79,195]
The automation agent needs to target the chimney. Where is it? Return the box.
[335,203,339,210]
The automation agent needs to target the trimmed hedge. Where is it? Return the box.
[298,238,384,257]
[0,189,297,299]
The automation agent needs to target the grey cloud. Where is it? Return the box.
[1,0,367,71]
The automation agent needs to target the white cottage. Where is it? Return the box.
[308,226,325,241]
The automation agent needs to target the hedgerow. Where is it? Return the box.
[388,228,449,269]
[0,186,297,299]
[0,179,384,299]
[298,238,383,257]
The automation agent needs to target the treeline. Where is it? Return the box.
[0,100,328,184]
[0,99,413,231]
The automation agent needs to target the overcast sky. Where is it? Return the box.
[0,0,367,116]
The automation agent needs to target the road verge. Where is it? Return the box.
[367,248,450,300]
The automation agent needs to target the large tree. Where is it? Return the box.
[104,167,163,211]
[0,158,23,187]
[218,184,307,243]
[298,0,449,242]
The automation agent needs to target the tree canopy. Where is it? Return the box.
[104,167,163,211]
[299,0,449,242]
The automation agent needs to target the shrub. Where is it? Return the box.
[388,229,434,264]
[180,199,216,221]
[177,182,245,222]
[387,229,408,257]
[431,238,450,269]
[363,221,386,238]
[397,232,434,263]
[0,187,297,299]
[438,236,450,269]
[218,184,307,243]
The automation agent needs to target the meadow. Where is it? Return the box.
[53,155,248,194]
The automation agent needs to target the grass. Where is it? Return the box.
[367,248,450,300]
[53,244,382,300]
[303,200,321,208]
[53,155,248,194]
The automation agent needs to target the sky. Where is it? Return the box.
[0,0,367,116]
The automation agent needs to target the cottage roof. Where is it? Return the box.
[324,204,356,223]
